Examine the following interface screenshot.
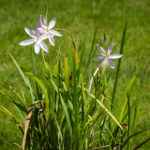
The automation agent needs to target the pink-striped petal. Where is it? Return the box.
[19,39,35,46]
[107,43,114,55]
[96,44,106,56]
[48,18,56,29]
[109,54,123,59]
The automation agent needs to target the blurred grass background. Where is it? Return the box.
[0,0,150,149]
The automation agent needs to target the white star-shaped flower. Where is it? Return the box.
[37,15,62,46]
[19,27,48,54]
[93,43,123,69]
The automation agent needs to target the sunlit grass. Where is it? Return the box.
[0,0,150,149]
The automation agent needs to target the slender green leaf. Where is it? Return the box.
[50,79,58,93]
[127,94,130,150]
[119,97,128,122]
[53,62,59,77]
[133,137,150,150]
[87,90,123,131]
[31,76,49,114]
[64,57,69,88]
[112,22,127,106]
[116,75,136,121]
[10,54,35,102]
[60,94,72,137]
[0,106,22,124]
[96,99,123,131]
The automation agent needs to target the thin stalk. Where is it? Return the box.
[72,49,79,149]
[31,50,41,99]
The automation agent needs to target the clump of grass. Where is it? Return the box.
[0,16,149,150]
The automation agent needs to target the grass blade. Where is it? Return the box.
[122,129,150,148]
[60,94,72,137]
[72,37,79,68]
[10,54,35,102]
[96,99,123,131]
[112,22,127,106]
[133,137,150,150]
[31,76,49,115]
[127,94,130,150]
[119,98,128,122]
[0,106,22,124]
[87,90,123,131]
[64,57,69,89]
[84,28,97,74]
[116,75,136,122]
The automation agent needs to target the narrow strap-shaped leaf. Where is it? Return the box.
[78,85,123,131]
[54,116,64,149]
[10,54,35,102]
[79,41,86,71]
[31,76,49,115]
[96,99,123,131]
[72,38,79,68]
[127,94,130,150]
[81,75,87,111]
[112,22,127,107]
[119,98,128,122]
[60,94,72,137]
[0,90,28,113]
[13,104,25,123]
[50,79,58,93]
[72,51,79,149]
[84,28,97,74]
[42,51,52,78]
[89,91,123,131]
[53,62,59,77]
[0,106,22,124]
[64,57,69,88]
[133,137,150,150]
[116,75,136,121]
[122,129,150,148]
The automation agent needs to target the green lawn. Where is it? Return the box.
[0,0,150,149]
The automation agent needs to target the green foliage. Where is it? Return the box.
[0,23,147,150]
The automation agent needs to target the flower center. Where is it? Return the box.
[46,29,49,33]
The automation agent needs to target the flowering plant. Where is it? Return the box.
[19,15,62,54]
[0,16,145,150]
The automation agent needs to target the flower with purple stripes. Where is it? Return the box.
[93,43,123,69]
[37,15,62,47]
[19,27,48,54]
